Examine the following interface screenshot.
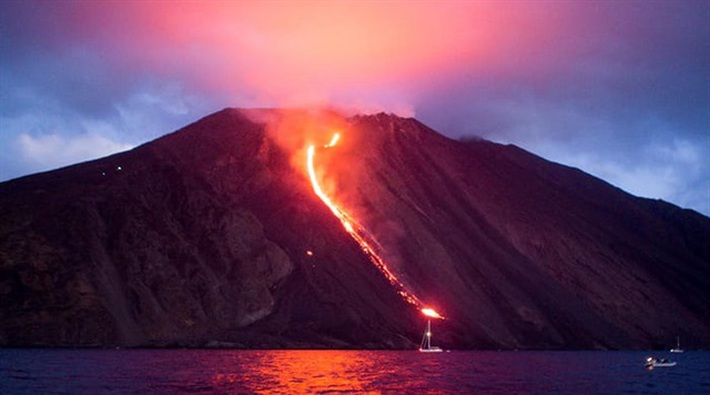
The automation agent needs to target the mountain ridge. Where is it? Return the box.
[1,108,708,349]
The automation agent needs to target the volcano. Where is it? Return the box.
[1,108,708,349]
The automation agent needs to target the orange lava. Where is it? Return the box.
[307,133,442,319]
[421,308,443,319]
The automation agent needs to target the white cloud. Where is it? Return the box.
[537,138,709,215]
[15,132,133,172]
[571,154,678,198]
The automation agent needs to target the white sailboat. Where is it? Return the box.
[670,336,684,353]
[419,319,443,352]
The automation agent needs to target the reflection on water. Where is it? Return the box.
[1,349,708,394]
[214,350,377,394]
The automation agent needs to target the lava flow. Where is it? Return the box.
[307,133,443,320]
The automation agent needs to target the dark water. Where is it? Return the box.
[1,349,708,394]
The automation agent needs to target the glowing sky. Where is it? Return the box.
[1,1,708,215]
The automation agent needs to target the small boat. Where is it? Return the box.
[419,319,443,352]
[670,336,684,353]
[645,357,676,368]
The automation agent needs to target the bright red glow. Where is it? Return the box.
[213,350,375,392]
[307,133,443,319]
[64,2,565,110]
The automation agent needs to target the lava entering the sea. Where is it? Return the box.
[306,133,442,320]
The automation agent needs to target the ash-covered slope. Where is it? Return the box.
[335,113,710,349]
[0,109,419,348]
[1,108,708,349]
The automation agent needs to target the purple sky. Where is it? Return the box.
[1,1,708,215]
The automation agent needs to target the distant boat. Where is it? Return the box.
[419,319,443,352]
[670,336,684,353]
[645,356,676,368]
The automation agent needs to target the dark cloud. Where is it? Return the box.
[0,0,707,215]
[413,2,709,214]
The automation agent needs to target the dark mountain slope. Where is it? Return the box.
[329,113,710,349]
[0,109,419,348]
[1,108,708,349]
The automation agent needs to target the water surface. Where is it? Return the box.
[1,349,708,394]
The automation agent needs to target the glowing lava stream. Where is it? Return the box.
[307,133,443,320]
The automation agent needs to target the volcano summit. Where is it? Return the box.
[1,108,708,349]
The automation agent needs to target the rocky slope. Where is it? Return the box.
[1,108,708,349]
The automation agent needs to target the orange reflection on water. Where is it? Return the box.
[213,350,381,394]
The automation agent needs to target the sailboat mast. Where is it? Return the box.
[426,320,432,349]
[418,318,443,352]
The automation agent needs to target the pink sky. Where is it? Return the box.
[60,1,573,108]
[1,0,708,214]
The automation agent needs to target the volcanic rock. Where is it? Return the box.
[1,108,708,349]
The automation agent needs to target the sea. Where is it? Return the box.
[1,349,708,394]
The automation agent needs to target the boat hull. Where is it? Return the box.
[645,357,677,368]
[647,362,677,367]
